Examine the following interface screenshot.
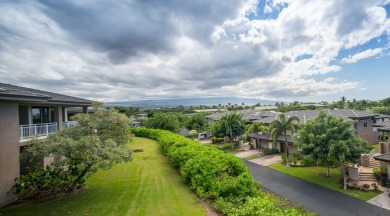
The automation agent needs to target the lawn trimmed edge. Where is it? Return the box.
[268,163,380,201]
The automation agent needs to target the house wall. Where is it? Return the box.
[355,119,378,145]
[0,102,20,206]
[259,139,269,149]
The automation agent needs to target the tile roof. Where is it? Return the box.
[373,120,390,132]
[208,109,380,124]
[248,132,294,143]
[373,153,390,162]
[0,83,92,106]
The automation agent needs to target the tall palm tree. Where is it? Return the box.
[269,114,300,166]
[247,122,268,151]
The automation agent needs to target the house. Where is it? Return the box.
[206,109,385,153]
[0,83,92,206]
[372,121,390,178]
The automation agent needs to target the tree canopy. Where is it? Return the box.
[294,111,368,177]
[145,112,181,132]
[186,112,209,131]
[212,113,246,140]
[17,104,133,197]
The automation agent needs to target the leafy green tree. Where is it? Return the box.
[329,136,367,189]
[382,97,390,113]
[145,112,180,132]
[247,122,268,151]
[212,113,246,141]
[295,111,367,177]
[18,104,133,196]
[269,114,300,166]
[186,112,209,131]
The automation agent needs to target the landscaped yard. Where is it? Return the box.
[0,137,206,216]
[268,163,380,201]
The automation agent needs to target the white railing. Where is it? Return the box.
[64,121,78,129]
[19,123,58,140]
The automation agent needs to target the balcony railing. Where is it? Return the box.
[64,121,78,129]
[19,123,58,141]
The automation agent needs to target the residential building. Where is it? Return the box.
[207,109,387,153]
[373,121,390,178]
[0,83,92,207]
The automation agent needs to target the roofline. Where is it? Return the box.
[373,154,390,162]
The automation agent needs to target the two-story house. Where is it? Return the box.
[206,109,385,153]
[0,83,92,206]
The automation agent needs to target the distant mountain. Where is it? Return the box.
[105,97,278,108]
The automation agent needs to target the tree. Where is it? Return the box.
[329,136,367,189]
[212,113,246,141]
[382,97,390,113]
[186,112,209,131]
[294,111,367,178]
[145,112,180,132]
[17,103,133,196]
[269,114,300,166]
[247,122,268,151]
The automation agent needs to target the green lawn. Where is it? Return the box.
[268,163,380,201]
[0,138,206,216]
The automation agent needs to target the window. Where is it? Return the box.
[363,122,368,128]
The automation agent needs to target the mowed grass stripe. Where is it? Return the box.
[0,137,206,216]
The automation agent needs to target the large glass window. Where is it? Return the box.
[32,107,41,124]
[32,106,55,124]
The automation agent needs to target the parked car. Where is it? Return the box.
[197,132,211,140]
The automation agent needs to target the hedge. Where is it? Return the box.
[131,128,311,215]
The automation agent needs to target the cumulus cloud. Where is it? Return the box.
[341,48,383,64]
[0,0,389,102]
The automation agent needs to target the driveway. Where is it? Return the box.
[368,192,390,211]
[244,160,390,216]
[249,154,281,166]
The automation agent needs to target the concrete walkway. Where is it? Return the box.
[368,192,390,211]
[249,154,282,166]
[234,149,259,158]
[244,160,390,216]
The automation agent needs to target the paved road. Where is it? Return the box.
[244,160,390,216]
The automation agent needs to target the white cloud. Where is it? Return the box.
[0,0,389,102]
[341,48,383,64]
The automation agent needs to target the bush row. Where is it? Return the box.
[132,128,259,200]
[211,137,224,144]
[132,128,311,215]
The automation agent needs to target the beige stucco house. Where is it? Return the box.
[0,83,92,207]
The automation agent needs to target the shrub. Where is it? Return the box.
[290,155,298,166]
[371,183,379,191]
[263,148,279,155]
[211,137,224,144]
[281,153,287,164]
[362,183,370,190]
[131,128,309,215]
[131,128,259,201]
[301,156,315,166]
[373,167,388,186]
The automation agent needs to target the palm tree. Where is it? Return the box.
[247,122,268,151]
[221,113,244,141]
[269,114,300,166]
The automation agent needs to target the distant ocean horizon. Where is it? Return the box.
[104,97,279,108]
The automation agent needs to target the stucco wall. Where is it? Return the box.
[356,119,378,145]
[0,102,20,206]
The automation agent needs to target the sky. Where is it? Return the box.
[0,0,389,103]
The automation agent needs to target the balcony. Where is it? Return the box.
[64,121,78,129]
[19,123,58,141]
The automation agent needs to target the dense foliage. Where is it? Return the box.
[15,104,133,198]
[295,112,368,180]
[185,112,209,131]
[211,113,246,140]
[132,128,311,215]
[145,112,181,132]
[269,113,300,166]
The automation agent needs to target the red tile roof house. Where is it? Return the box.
[0,83,92,207]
